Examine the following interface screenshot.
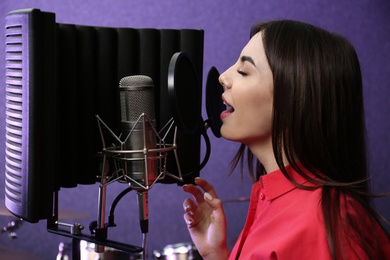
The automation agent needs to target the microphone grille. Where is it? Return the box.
[119,75,155,122]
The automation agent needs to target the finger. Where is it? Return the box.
[203,192,223,210]
[182,184,205,204]
[183,198,196,213]
[203,192,227,230]
[183,212,195,227]
[194,178,219,198]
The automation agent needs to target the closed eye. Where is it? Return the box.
[237,70,247,76]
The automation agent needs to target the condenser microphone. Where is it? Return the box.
[119,75,158,184]
[119,75,158,234]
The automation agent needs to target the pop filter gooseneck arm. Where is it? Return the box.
[180,123,211,178]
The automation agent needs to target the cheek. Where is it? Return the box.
[246,102,273,129]
[240,93,273,133]
[242,91,273,117]
[221,99,273,142]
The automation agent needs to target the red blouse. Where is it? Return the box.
[229,164,390,259]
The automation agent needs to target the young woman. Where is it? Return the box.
[182,20,390,259]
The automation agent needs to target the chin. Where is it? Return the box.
[220,127,241,143]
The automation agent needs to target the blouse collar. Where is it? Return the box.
[257,163,317,201]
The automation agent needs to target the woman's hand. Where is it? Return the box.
[182,177,230,260]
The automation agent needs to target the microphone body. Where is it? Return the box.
[119,75,158,188]
[119,75,157,234]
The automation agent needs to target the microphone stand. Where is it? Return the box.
[46,114,211,259]
[93,113,175,259]
[95,157,108,253]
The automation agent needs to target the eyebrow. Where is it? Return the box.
[240,55,256,67]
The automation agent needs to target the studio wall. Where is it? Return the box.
[0,0,389,259]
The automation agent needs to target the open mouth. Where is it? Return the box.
[222,95,234,113]
[221,95,235,119]
[224,102,235,113]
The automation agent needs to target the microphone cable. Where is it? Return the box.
[108,186,133,227]
[107,186,147,260]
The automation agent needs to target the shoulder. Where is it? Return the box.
[331,190,390,259]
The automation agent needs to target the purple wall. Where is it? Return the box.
[0,0,389,259]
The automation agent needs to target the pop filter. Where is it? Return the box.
[168,52,202,135]
[205,67,225,138]
[167,52,212,182]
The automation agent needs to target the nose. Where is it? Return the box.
[219,70,230,90]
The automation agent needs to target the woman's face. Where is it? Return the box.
[219,32,274,148]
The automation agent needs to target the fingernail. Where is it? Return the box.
[204,192,213,201]
[184,204,190,210]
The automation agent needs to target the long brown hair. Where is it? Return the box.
[230,20,389,259]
